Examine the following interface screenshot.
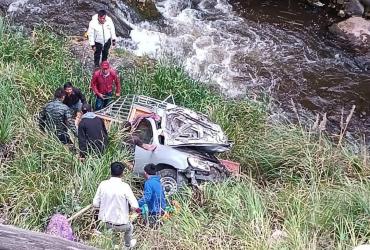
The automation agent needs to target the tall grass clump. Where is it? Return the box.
[0,19,90,106]
[1,124,132,230]
[0,17,370,250]
[134,179,272,249]
[0,18,117,232]
[0,67,24,145]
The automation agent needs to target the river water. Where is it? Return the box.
[119,0,370,138]
[229,0,370,137]
[5,0,367,136]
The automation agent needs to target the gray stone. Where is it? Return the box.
[0,0,161,37]
[344,0,365,16]
[330,17,370,50]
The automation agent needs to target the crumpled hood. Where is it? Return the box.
[82,112,97,119]
[163,107,230,152]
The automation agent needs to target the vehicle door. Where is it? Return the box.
[133,118,156,174]
[133,118,189,174]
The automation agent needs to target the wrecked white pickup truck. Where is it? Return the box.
[95,95,239,195]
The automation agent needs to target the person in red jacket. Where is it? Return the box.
[90,61,121,110]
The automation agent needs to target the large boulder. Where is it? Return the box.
[344,0,365,16]
[0,0,161,37]
[330,16,370,50]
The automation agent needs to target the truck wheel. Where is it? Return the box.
[158,168,187,196]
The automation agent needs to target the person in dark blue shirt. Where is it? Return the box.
[138,164,167,225]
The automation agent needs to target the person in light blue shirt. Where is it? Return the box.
[138,164,167,225]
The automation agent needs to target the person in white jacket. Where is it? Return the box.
[87,10,117,68]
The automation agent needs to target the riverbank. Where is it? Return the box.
[1,19,370,249]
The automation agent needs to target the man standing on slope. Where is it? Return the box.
[87,9,117,68]
[90,61,121,110]
[39,87,77,144]
[78,104,108,159]
[93,162,139,249]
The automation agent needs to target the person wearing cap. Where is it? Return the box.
[78,103,108,158]
[138,164,167,225]
[87,9,117,68]
[90,61,121,110]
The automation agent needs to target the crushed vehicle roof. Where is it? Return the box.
[95,95,231,151]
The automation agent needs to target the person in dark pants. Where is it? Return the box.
[94,39,111,69]
[87,9,117,68]
[90,61,121,110]
[39,88,77,144]
[63,82,86,116]
[78,104,108,159]
[93,162,139,248]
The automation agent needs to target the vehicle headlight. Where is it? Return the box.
[188,157,211,171]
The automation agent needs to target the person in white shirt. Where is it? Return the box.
[93,162,139,248]
[87,9,117,68]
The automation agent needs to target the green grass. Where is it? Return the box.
[0,17,369,250]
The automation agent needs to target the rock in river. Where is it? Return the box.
[330,16,370,50]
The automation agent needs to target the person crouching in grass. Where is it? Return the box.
[138,164,167,226]
[63,82,86,118]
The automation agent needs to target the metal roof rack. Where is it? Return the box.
[95,94,175,122]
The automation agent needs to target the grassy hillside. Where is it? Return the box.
[0,18,369,249]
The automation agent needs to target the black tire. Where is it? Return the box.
[158,168,188,196]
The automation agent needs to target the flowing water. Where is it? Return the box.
[4,0,368,137]
[118,0,370,137]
